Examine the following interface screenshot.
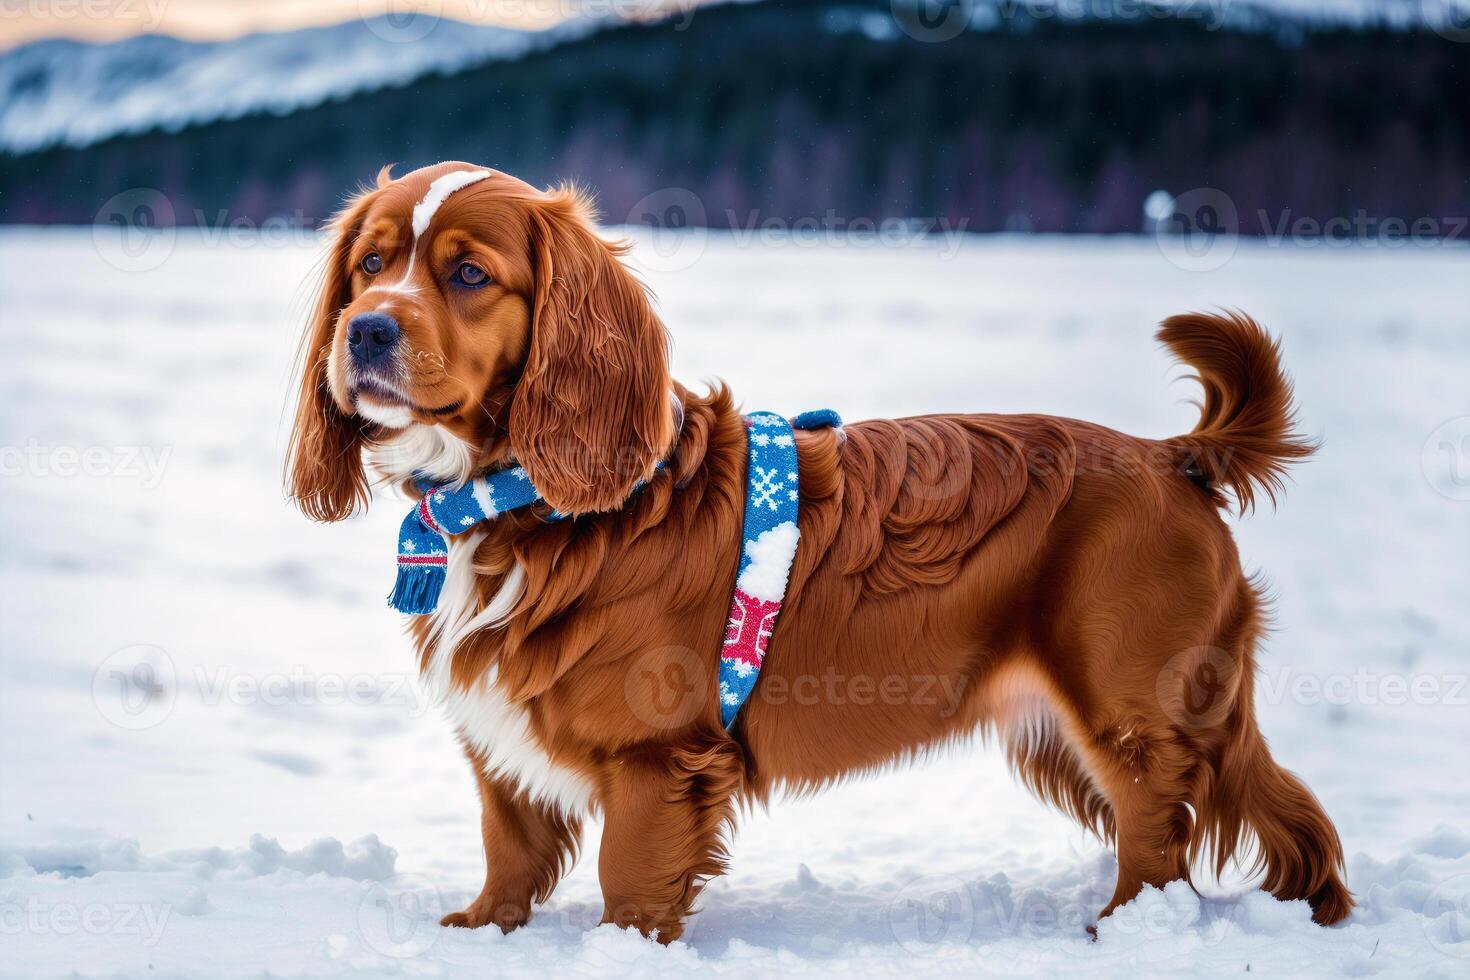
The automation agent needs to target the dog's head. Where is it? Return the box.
[286,162,674,520]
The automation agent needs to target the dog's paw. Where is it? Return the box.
[602,904,686,944]
[438,910,481,929]
[439,898,530,933]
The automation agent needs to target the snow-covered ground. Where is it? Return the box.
[1,227,1468,977]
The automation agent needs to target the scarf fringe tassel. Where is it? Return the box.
[389,564,446,615]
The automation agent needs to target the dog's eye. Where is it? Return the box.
[361,253,382,275]
[453,262,490,287]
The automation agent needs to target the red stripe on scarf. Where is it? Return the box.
[417,495,447,535]
[397,554,448,566]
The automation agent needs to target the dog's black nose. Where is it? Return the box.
[347,312,400,366]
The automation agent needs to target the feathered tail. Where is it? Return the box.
[1158,312,1316,513]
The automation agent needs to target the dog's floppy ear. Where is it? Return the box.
[285,187,377,522]
[510,186,674,515]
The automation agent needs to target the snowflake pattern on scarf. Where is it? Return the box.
[718,410,840,727]
[389,406,841,729]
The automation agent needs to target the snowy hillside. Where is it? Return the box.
[0,16,593,154]
[1,0,1462,156]
[1,228,1468,977]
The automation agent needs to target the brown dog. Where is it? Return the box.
[287,162,1352,942]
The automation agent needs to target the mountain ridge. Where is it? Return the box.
[0,15,599,154]
[1,0,1461,155]
[2,0,1464,231]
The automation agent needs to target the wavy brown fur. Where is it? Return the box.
[287,163,1351,942]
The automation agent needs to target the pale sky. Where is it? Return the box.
[0,0,581,50]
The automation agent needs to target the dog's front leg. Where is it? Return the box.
[441,753,583,933]
[598,738,742,943]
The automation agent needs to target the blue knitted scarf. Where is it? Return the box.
[389,409,842,728]
[388,465,547,615]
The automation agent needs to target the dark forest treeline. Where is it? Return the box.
[2,0,1466,233]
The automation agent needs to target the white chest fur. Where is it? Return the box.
[374,429,595,816]
[420,531,596,816]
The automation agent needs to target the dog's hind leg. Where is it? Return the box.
[989,662,1115,845]
[1074,716,1197,921]
[1183,581,1353,925]
[987,659,1191,922]
[1066,577,1352,926]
